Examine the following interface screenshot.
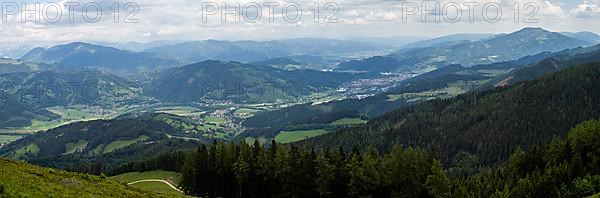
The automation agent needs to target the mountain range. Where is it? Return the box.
[336,28,593,73]
[399,33,495,50]
[144,60,369,103]
[143,39,389,64]
[20,42,178,73]
[560,31,600,43]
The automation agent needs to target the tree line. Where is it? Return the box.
[116,118,600,197]
[179,140,441,198]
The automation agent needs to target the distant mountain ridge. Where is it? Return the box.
[561,31,600,43]
[144,38,388,64]
[336,28,591,73]
[21,42,178,73]
[399,33,495,50]
[250,57,302,70]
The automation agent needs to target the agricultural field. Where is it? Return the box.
[12,143,40,159]
[64,140,88,154]
[274,129,330,144]
[102,135,150,154]
[0,134,23,145]
[48,105,121,121]
[386,79,489,103]
[3,105,123,134]
[233,108,259,118]
[204,116,226,125]
[330,118,367,126]
[154,113,235,140]
[476,69,508,77]
[387,84,466,102]
[89,136,150,155]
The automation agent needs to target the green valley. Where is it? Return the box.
[2,26,600,197]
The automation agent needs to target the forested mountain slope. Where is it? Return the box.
[145,60,366,103]
[297,62,600,166]
[122,118,600,198]
[0,70,144,108]
[242,44,600,139]
[21,42,176,72]
[0,113,206,174]
[0,70,143,128]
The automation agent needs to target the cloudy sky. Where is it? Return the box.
[0,0,599,43]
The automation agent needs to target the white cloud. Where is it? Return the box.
[0,0,597,43]
[570,0,600,18]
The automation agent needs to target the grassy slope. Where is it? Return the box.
[111,171,182,184]
[205,116,226,124]
[275,129,330,144]
[103,135,150,154]
[130,181,182,194]
[330,118,367,126]
[0,135,23,144]
[0,158,182,197]
[111,171,183,195]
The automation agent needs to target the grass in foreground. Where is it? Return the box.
[274,129,329,144]
[0,158,182,197]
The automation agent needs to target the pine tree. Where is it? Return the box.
[315,152,336,197]
[346,153,365,197]
[426,159,451,198]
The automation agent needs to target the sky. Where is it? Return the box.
[0,0,599,43]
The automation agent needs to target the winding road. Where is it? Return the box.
[127,179,183,193]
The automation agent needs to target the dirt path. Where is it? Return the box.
[127,179,183,193]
